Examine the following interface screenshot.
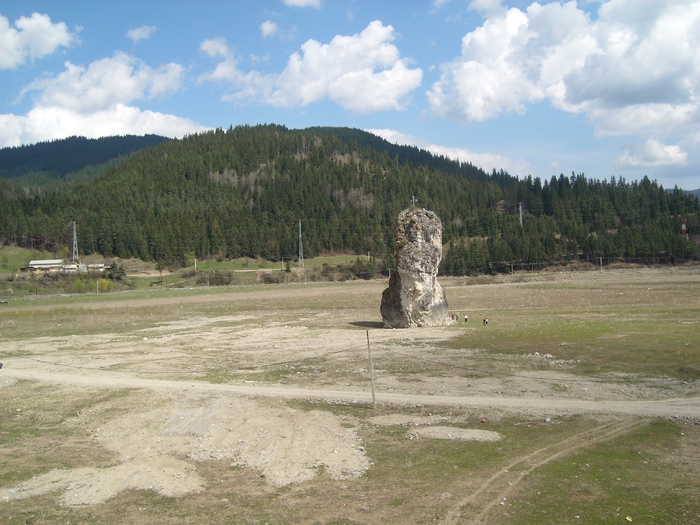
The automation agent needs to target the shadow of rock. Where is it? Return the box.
[348,321,385,329]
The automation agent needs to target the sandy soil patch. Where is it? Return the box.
[368,415,502,441]
[368,414,467,426]
[0,390,368,506]
[406,426,502,441]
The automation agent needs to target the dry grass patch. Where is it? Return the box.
[2,268,700,524]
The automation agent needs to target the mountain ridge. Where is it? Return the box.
[0,125,697,274]
[0,134,170,181]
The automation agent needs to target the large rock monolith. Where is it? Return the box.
[380,208,452,328]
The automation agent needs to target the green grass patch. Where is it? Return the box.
[443,303,700,378]
[497,420,700,525]
[0,246,58,274]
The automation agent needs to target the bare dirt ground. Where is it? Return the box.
[1,388,369,506]
[1,266,699,522]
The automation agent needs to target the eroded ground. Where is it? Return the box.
[1,266,699,524]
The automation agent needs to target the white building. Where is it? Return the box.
[27,260,105,274]
[28,259,64,273]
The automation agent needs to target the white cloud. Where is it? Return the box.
[126,25,157,42]
[260,21,278,38]
[366,129,421,147]
[199,39,273,100]
[282,0,322,8]
[366,128,530,175]
[250,53,271,65]
[468,0,505,16]
[260,20,295,40]
[0,106,205,148]
[22,52,185,114]
[1,52,204,147]
[0,12,75,69]
[200,37,231,59]
[200,21,422,113]
[617,139,688,168]
[428,0,700,141]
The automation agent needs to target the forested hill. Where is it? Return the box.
[0,134,169,181]
[0,124,698,274]
[301,127,496,184]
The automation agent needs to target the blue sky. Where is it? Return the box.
[1,0,699,190]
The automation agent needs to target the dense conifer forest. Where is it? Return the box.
[0,134,169,180]
[0,125,697,274]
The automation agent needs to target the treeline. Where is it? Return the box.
[2,157,132,199]
[0,134,169,180]
[442,174,698,275]
[0,125,697,274]
[304,126,493,183]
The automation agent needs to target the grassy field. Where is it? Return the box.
[1,266,699,524]
[0,245,379,296]
[0,245,370,273]
[440,271,700,380]
[0,246,59,274]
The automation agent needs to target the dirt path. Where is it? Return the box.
[4,367,700,419]
[441,419,646,524]
[4,281,379,311]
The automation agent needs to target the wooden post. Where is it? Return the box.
[366,330,376,408]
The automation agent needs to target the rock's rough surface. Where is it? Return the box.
[381,208,452,328]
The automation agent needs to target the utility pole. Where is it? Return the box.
[519,203,523,228]
[298,220,304,267]
[366,331,376,408]
[72,221,79,263]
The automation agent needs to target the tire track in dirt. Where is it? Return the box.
[441,418,646,525]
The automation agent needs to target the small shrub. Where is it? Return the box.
[260,272,286,284]
[73,278,86,294]
[679,365,700,378]
[196,270,233,286]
